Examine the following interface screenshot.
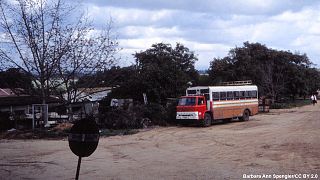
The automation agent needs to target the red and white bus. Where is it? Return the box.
[176,82,258,126]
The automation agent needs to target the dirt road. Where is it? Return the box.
[1,104,320,180]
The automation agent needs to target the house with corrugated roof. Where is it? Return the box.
[0,88,62,129]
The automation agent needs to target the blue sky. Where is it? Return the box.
[53,1,320,69]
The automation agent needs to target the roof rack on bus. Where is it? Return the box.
[219,80,252,86]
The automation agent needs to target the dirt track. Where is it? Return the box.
[0,104,320,179]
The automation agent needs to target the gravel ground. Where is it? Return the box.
[0,103,319,180]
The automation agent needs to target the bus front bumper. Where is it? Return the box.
[176,111,199,119]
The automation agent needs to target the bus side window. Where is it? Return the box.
[251,91,257,98]
[240,91,245,99]
[220,92,226,100]
[247,91,252,99]
[244,91,249,99]
[234,91,239,99]
[227,91,233,100]
[212,92,219,101]
[187,90,196,95]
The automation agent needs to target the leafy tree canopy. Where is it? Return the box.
[208,42,320,101]
[134,43,198,103]
[0,68,33,91]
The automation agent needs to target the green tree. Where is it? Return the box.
[134,43,198,103]
[208,42,319,102]
[0,68,33,91]
[305,68,320,95]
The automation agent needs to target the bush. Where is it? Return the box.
[270,99,311,109]
[99,108,141,129]
[99,102,177,129]
[165,101,178,124]
[270,103,286,109]
[142,103,167,126]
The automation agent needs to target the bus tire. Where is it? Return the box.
[239,110,250,121]
[201,113,212,127]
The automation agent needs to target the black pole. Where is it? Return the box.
[75,156,82,180]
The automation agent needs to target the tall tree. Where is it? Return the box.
[55,20,118,104]
[0,0,118,104]
[134,43,198,103]
[208,42,318,102]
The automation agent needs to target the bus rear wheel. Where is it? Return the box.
[239,110,250,121]
[201,113,212,127]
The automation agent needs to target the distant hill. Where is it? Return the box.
[198,70,208,76]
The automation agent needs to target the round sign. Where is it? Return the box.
[68,118,100,157]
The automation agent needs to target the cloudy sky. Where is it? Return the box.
[82,0,320,70]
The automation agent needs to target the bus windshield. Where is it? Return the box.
[178,97,196,106]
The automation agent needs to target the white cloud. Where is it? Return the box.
[118,37,232,69]
[86,5,177,28]
[81,0,320,69]
[85,0,317,15]
[119,26,180,39]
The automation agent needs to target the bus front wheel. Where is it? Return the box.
[201,113,212,127]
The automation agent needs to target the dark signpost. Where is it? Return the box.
[68,118,100,180]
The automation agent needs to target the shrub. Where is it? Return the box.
[99,102,176,129]
[165,101,178,124]
[270,99,311,109]
[143,103,167,126]
[270,103,285,109]
[100,108,140,129]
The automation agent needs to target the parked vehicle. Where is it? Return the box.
[176,81,258,126]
